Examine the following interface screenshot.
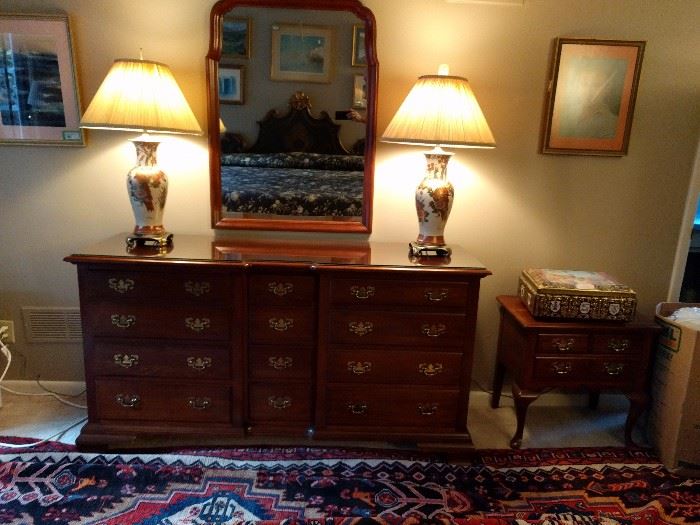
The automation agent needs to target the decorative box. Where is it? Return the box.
[518,268,637,321]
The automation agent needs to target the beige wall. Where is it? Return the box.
[0,0,699,385]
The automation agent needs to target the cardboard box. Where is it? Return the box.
[649,303,700,472]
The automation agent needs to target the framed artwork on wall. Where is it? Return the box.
[352,73,367,109]
[222,15,250,59]
[0,13,84,146]
[270,23,333,83]
[352,24,366,66]
[541,37,645,156]
[219,65,244,104]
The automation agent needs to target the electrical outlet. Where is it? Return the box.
[0,320,15,344]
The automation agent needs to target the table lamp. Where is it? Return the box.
[381,65,495,257]
[80,57,202,248]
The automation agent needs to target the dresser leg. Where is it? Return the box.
[491,360,506,408]
[624,393,647,447]
[510,382,538,449]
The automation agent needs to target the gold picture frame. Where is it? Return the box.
[541,37,645,156]
[270,23,333,83]
[221,15,251,59]
[352,23,366,67]
[0,13,84,146]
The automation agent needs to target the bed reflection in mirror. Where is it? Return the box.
[210,2,376,233]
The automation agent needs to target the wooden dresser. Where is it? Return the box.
[65,235,490,450]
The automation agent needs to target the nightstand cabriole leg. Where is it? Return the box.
[510,382,538,449]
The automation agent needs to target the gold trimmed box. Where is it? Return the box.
[518,269,637,321]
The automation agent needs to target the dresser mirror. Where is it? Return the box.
[207,0,377,233]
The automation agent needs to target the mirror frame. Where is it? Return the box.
[207,0,378,233]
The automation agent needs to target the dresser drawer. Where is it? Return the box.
[249,307,315,344]
[92,342,231,379]
[329,311,466,347]
[249,275,315,306]
[248,383,312,423]
[591,334,641,356]
[86,305,232,340]
[82,269,234,305]
[94,379,233,423]
[532,357,636,387]
[326,349,463,385]
[248,346,312,380]
[536,334,589,355]
[325,386,459,428]
[329,278,469,309]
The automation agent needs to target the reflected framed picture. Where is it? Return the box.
[219,65,244,105]
[0,13,84,146]
[352,24,366,67]
[352,73,367,109]
[270,23,333,83]
[222,15,250,59]
[541,37,645,156]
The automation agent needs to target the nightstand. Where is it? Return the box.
[491,295,660,449]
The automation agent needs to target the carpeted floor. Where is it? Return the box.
[0,438,697,525]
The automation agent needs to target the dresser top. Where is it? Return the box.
[65,234,490,274]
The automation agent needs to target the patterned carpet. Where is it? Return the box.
[0,438,697,525]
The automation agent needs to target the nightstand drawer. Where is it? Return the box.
[248,346,312,380]
[325,386,459,428]
[87,305,232,340]
[92,342,231,379]
[249,275,315,306]
[536,334,589,355]
[591,335,641,355]
[94,379,233,423]
[329,279,469,309]
[249,308,315,344]
[248,383,312,423]
[329,311,466,347]
[326,349,463,385]
[83,269,233,304]
[532,357,636,387]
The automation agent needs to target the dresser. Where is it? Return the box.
[65,235,490,450]
[492,295,659,449]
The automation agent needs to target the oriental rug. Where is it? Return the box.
[0,438,697,525]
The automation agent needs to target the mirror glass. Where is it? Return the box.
[207,0,377,233]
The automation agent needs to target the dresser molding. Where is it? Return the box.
[66,235,490,450]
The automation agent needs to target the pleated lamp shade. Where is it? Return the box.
[381,74,495,148]
[80,59,202,135]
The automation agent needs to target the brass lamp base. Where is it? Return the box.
[409,242,452,257]
[126,232,173,249]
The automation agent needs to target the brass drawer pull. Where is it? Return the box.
[347,402,368,415]
[269,318,294,332]
[187,397,211,410]
[425,289,448,302]
[187,356,212,371]
[348,321,373,336]
[108,278,135,294]
[347,361,372,375]
[418,403,438,416]
[184,281,211,297]
[604,362,625,376]
[268,356,293,370]
[551,361,572,375]
[350,285,375,300]
[268,282,294,296]
[418,363,443,377]
[113,354,139,368]
[552,338,575,353]
[115,393,140,408]
[607,339,630,353]
[185,317,211,332]
[111,314,136,329]
[268,396,292,410]
[421,323,446,338]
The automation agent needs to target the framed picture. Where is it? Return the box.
[352,24,366,67]
[222,15,250,59]
[352,73,367,109]
[270,23,333,83]
[541,38,645,156]
[219,65,244,105]
[0,14,84,146]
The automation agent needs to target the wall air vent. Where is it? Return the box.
[21,307,82,343]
